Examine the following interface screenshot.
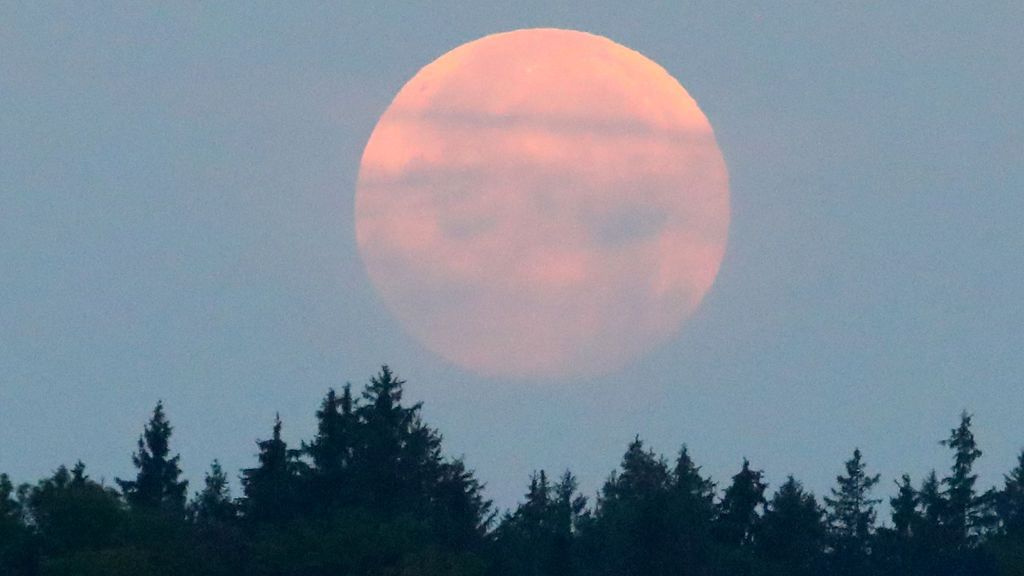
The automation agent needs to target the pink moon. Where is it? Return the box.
[355,28,730,379]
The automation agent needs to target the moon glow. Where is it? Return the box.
[355,28,730,379]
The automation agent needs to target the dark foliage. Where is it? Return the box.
[2,367,1022,575]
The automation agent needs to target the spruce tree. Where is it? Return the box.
[495,471,554,576]
[304,385,358,509]
[758,476,826,576]
[0,473,35,576]
[189,460,235,524]
[240,414,302,524]
[550,471,586,576]
[116,401,188,513]
[672,444,715,514]
[714,458,767,547]
[874,474,921,576]
[667,445,716,574]
[0,473,21,523]
[825,448,881,575]
[602,437,671,504]
[354,365,442,516]
[431,457,493,550]
[997,450,1024,535]
[591,438,679,576]
[496,469,586,576]
[26,462,123,554]
[891,474,919,539]
[941,411,987,544]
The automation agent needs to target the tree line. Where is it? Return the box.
[2,366,1024,575]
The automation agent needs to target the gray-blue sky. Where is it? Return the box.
[2,2,1022,512]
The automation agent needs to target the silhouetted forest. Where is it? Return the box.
[3,366,1024,575]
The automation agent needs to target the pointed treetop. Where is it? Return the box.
[116,401,188,512]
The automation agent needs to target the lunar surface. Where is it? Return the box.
[355,28,730,379]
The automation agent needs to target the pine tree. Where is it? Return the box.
[758,476,826,576]
[941,411,987,544]
[873,474,922,576]
[495,471,553,576]
[354,365,442,516]
[715,458,767,547]
[26,462,123,555]
[116,401,188,513]
[666,445,717,574]
[0,473,35,576]
[601,437,672,504]
[0,473,22,522]
[919,469,947,531]
[496,469,587,576]
[550,471,586,576]
[997,450,1024,535]
[672,444,715,514]
[304,385,358,509]
[189,460,235,524]
[431,457,493,550]
[891,474,919,539]
[240,414,302,524]
[825,448,881,575]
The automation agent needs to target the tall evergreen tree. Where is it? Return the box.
[902,469,965,576]
[240,414,302,524]
[874,474,922,576]
[919,470,945,528]
[354,365,443,516]
[890,474,919,539]
[431,457,493,550]
[497,469,588,576]
[996,450,1024,535]
[825,448,881,575]
[494,471,555,576]
[116,401,188,513]
[714,458,767,547]
[672,444,715,514]
[0,473,36,576]
[583,438,679,576]
[941,411,987,544]
[758,476,826,576]
[550,471,587,576]
[26,462,123,553]
[304,385,358,509]
[662,445,717,574]
[601,438,672,503]
[0,472,24,527]
[189,460,235,524]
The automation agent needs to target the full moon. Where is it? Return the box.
[355,28,729,379]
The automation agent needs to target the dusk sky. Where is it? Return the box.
[2,3,1022,512]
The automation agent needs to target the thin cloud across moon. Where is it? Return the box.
[355,28,730,379]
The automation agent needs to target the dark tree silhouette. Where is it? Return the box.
[303,385,358,510]
[714,458,767,548]
[353,365,442,516]
[496,470,586,576]
[5,369,1024,576]
[240,414,303,524]
[873,473,921,576]
[0,473,36,576]
[941,411,989,544]
[825,448,881,576]
[890,474,919,539]
[672,444,715,512]
[25,462,122,554]
[758,476,826,576]
[116,401,188,513]
[996,450,1024,536]
[189,460,235,524]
